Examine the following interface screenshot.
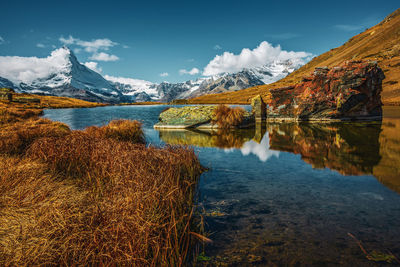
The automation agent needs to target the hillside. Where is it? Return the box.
[189,8,400,105]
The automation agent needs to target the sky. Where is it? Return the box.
[0,0,398,83]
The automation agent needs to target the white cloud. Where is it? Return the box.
[0,36,4,44]
[0,47,72,85]
[36,43,46,48]
[203,41,312,76]
[59,35,118,55]
[59,35,75,45]
[159,72,169,77]
[76,38,117,53]
[179,67,200,75]
[240,134,280,162]
[89,52,119,62]
[73,48,81,54]
[214,44,222,50]
[84,61,102,73]
[122,45,130,49]
[334,24,364,32]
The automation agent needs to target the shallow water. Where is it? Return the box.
[44,105,400,266]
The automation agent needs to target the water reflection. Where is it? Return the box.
[268,122,382,176]
[373,114,400,193]
[159,123,380,172]
[157,119,400,195]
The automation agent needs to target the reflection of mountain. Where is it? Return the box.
[373,112,400,193]
[158,115,400,194]
[267,123,382,176]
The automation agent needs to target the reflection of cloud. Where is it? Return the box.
[241,133,279,162]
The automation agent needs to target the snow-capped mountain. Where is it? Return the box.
[0,47,304,103]
[0,47,125,103]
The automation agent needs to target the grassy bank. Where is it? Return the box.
[0,95,204,265]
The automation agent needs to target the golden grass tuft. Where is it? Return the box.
[0,118,70,155]
[212,104,245,129]
[0,116,204,265]
[0,94,205,265]
[83,119,145,143]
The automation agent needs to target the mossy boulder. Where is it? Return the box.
[156,106,216,128]
[154,105,254,129]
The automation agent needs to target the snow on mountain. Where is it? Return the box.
[0,47,306,103]
[104,75,158,102]
[0,47,124,103]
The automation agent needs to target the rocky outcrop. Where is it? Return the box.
[251,95,266,121]
[267,61,385,121]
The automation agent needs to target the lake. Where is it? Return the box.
[44,105,400,266]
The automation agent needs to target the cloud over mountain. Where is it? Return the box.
[59,35,118,53]
[0,47,72,84]
[203,41,312,76]
[59,35,119,62]
[84,61,102,73]
[89,52,119,62]
[179,68,200,75]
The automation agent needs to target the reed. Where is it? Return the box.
[212,104,245,129]
[83,119,145,143]
[0,118,70,155]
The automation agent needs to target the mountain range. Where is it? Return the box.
[190,8,400,105]
[0,47,304,103]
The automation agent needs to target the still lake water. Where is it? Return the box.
[44,105,400,266]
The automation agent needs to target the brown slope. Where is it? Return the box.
[189,8,400,105]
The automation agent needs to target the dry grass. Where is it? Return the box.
[0,98,205,265]
[83,119,145,143]
[189,8,400,105]
[0,118,71,155]
[212,104,245,129]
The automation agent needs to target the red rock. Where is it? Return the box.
[267,61,385,121]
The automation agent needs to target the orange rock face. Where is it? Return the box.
[267,61,385,121]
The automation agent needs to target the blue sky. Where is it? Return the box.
[0,0,398,83]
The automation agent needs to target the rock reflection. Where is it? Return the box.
[157,118,400,193]
[373,113,400,193]
[268,122,382,176]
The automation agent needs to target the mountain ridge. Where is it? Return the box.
[189,8,400,105]
[0,47,304,103]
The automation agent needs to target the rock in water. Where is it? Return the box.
[251,95,266,121]
[154,105,254,129]
[267,61,385,121]
[156,106,216,128]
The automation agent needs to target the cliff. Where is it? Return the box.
[267,61,384,121]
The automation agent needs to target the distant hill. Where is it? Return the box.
[189,8,400,105]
